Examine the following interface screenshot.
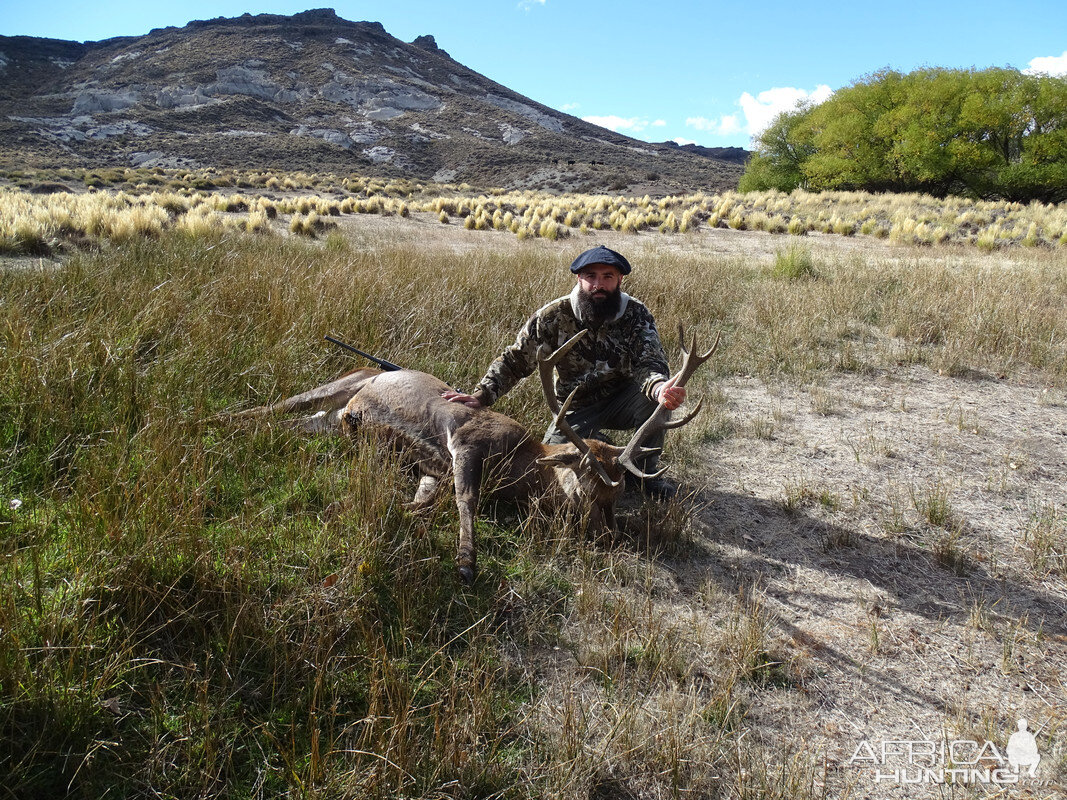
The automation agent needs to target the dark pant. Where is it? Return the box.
[542,382,663,468]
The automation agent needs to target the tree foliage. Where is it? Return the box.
[740,67,1067,202]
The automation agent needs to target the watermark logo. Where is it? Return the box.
[848,718,1045,786]
[1006,719,1041,777]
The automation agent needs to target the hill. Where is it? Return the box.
[0,8,745,194]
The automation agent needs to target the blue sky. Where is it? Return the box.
[4,0,1065,149]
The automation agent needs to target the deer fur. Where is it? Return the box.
[338,368,628,582]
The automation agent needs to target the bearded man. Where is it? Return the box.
[444,245,685,499]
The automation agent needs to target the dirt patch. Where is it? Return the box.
[664,366,1066,793]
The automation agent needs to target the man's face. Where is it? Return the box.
[576,264,622,299]
[575,264,623,321]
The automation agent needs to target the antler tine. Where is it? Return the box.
[551,386,621,488]
[617,404,672,479]
[537,329,588,415]
[618,326,720,480]
[673,324,721,387]
[662,396,704,430]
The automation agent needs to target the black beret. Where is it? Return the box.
[569,245,632,275]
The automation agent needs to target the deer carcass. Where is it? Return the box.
[228,329,717,583]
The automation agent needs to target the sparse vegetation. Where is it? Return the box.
[4,168,1067,256]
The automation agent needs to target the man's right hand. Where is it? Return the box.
[442,390,483,409]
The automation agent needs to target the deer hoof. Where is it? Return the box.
[457,564,476,585]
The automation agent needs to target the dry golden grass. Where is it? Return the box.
[4,170,1066,256]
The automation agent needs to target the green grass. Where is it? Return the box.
[771,244,818,280]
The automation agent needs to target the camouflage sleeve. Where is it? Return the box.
[631,304,671,401]
[473,313,545,406]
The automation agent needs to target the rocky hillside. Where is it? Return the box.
[0,9,746,193]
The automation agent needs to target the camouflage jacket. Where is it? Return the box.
[475,286,670,409]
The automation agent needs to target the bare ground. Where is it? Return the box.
[683,367,1066,796]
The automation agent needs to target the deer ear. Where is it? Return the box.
[537,446,582,468]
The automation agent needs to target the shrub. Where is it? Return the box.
[831,216,855,236]
[772,244,818,280]
[976,224,1001,251]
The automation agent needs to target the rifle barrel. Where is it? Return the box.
[324,335,402,371]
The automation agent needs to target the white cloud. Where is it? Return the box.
[583,114,658,134]
[651,119,666,127]
[518,0,546,9]
[560,102,580,112]
[684,84,831,143]
[686,114,742,136]
[1023,51,1067,76]
[671,137,697,146]
[739,84,833,137]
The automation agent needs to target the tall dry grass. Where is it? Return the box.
[2,224,1065,796]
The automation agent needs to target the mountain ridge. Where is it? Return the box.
[0,8,745,194]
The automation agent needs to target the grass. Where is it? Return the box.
[2,183,1066,796]
[0,228,840,798]
[771,244,818,281]
[4,169,1067,255]
[1024,503,1067,577]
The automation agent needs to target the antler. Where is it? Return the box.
[550,386,621,488]
[537,329,588,415]
[617,324,721,479]
[538,330,620,487]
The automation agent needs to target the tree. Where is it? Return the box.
[801,69,904,192]
[738,67,1067,202]
[738,107,813,192]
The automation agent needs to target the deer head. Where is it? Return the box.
[536,325,720,505]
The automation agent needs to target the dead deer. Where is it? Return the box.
[227,328,718,583]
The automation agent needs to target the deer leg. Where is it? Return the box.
[451,453,483,584]
[225,369,378,426]
[405,474,443,512]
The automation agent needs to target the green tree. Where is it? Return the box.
[738,66,1067,202]
[738,107,813,192]
[801,69,904,192]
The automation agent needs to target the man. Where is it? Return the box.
[444,245,685,499]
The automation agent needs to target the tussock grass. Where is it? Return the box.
[771,244,818,280]
[4,169,1067,254]
[2,222,1065,796]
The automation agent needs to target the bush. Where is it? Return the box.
[772,244,818,280]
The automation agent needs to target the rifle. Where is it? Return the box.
[324,335,402,371]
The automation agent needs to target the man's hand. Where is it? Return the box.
[656,375,686,411]
[442,389,483,409]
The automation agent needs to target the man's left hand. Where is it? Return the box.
[656,375,686,411]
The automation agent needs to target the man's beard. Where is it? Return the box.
[577,286,622,323]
